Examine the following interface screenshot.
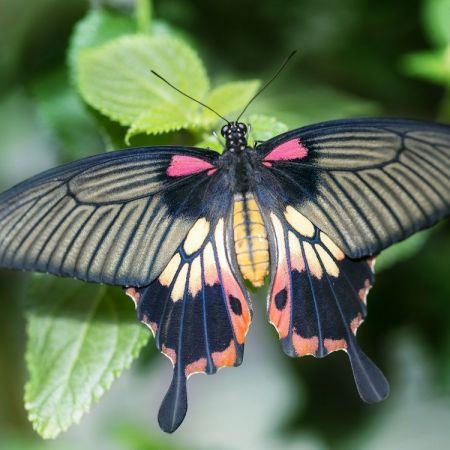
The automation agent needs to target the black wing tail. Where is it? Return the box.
[347,335,389,403]
[158,362,188,433]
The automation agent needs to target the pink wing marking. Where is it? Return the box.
[264,139,308,162]
[214,219,251,345]
[268,214,292,339]
[167,155,216,177]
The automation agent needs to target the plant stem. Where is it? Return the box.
[136,0,152,33]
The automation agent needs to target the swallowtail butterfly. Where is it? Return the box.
[0,60,449,431]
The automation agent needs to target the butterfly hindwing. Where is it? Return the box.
[127,213,252,432]
[260,202,389,403]
[257,118,450,258]
[0,146,222,286]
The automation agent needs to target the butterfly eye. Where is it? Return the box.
[221,125,229,137]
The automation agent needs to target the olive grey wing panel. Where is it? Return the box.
[258,118,450,258]
[0,146,221,286]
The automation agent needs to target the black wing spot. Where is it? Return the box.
[229,295,243,316]
[274,289,288,310]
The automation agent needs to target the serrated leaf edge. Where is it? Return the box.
[25,287,149,439]
[77,34,210,127]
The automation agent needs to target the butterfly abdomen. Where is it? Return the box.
[233,193,269,287]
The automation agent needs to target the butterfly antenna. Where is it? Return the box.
[150,70,231,124]
[236,50,297,122]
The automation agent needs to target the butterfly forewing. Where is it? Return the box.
[258,118,450,258]
[0,146,221,286]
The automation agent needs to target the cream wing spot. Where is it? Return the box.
[159,253,181,286]
[320,232,345,261]
[183,218,210,255]
[284,206,315,238]
[315,244,340,277]
[270,213,286,263]
[171,263,189,302]
[214,219,228,269]
[189,256,202,297]
[303,242,323,279]
[203,242,218,285]
[288,231,304,272]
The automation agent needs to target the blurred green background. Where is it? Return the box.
[1,0,450,449]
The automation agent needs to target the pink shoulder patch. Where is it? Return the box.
[167,155,216,177]
[264,139,308,162]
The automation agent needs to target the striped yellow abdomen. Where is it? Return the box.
[233,193,269,287]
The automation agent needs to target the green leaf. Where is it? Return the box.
[126,102,190,143]
[402,47,450,86]
[77,35,209,129]
[245,114,288,144]
[25,276,149,439]
[68,8,136,82]
[200,80,261,123]
[126,79,263,142]
[195,133,224,153]
[423,0,450,47]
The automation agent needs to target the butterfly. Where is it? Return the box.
[0,114,449,432]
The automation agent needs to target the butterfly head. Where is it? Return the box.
[221,122,248,152]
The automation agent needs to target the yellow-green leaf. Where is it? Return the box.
[77,35,209,128]
[200,80,261,124]
[424,0,450,47]
[68,8,136,82]
[245,114,288,145]
[25,276,149,439]
[402,48,450,86]
[126,102,190,142]
[195,134,224,153]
